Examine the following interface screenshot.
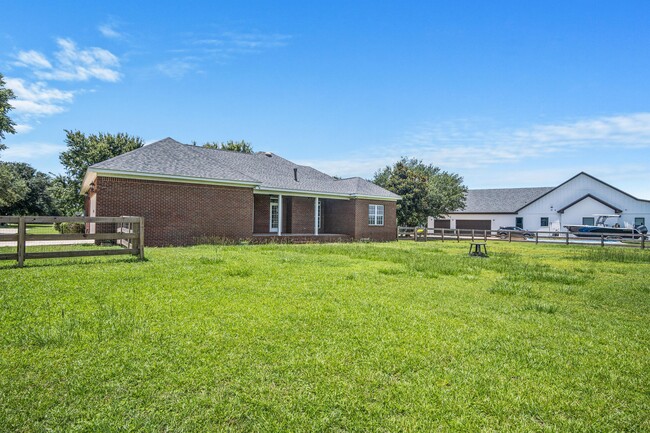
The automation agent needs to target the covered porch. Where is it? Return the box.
[253,193,354,239]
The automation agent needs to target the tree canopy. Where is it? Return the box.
[52,131,144,215]
[0,162,55,215]
[0,72,16,152]
[203,140,253,153]
[373,158,467,226]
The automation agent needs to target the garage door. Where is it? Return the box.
[434,219,451,229]
[456,220,491,230]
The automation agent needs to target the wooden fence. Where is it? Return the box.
[398,227,647,249]
[0,216,144,267]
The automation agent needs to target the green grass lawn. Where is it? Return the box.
[1,241,649,432]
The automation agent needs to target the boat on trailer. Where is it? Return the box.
[564,214,648,239]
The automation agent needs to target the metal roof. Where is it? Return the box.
[88,137,400,199]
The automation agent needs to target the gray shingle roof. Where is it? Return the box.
[89,138,400,199]
[455,187,554,213]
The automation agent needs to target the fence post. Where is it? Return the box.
[17,217,26,267]
[509,231,512,243]
[535,232,539,244]
[138,217,145,260]
[456,229,460,242]
[471,229,475,242]
[601,234,604,247]
[484,230,487,242]
[642,234,645,250]
[565,232,569,245]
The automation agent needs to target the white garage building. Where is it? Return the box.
[429,172,650,233]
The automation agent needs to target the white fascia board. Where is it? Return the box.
[80,171,98,195]
[84,168,260,193]
[254,187,399,201]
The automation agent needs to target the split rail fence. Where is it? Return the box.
[398,227,647,249]
[0,216,144,267]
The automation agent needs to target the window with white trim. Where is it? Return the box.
[540,217,549,227]
[368,204,384,226]
[635,217,645,226]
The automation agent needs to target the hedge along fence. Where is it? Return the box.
[0,216,144,267]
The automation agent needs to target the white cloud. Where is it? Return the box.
[15,38,121,82]
[98,23,123,39]
[158,30,291,78]
[8,36,122,133]
[5,77,74,118]
[14,50,52,69]
[298,112,650,179]
[156,58,198,78]
[2,142,66,160]
[14,124,33,134]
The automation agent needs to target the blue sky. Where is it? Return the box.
[2,1,650,196]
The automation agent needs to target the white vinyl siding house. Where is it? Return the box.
[430,172,650,233]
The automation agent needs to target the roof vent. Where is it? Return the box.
[294,168,298,181]
[264,152,272,157]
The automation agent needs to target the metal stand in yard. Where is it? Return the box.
[468,242,488,257]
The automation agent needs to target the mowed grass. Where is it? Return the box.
[0,241,649,432]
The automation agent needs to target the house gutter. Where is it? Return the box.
[253,187,400,201]
[80,169,260,194]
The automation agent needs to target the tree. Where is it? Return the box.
[48,174,82,217]
[0,162,55,215]
[0,164,28,211]
[0,72,16,153]
[373,157,467,226]
[203,140,253,153]
[0,73,20,210]
[56,131,144,215]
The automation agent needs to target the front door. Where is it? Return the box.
[269,196,279,233]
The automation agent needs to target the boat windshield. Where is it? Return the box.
[594,215,620,226]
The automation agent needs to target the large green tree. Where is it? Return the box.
[0,162,55,215]
[373,158,467,226]
[0,72,16,153]
[203,140,253,153]
[53,130,144,215]
[0,164,28,210]
[0,72,21,211]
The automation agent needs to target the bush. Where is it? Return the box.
[53,222,86,234]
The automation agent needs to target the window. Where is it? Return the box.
[270,196,279,232]
[540,217,549,227]
[635,217,645,226]
[582,217,595,225]
[368,204,384,226]
[515,217,523,229]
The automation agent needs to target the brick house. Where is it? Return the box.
[81,138,400,246]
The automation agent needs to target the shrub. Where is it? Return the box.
[54,222,85,234]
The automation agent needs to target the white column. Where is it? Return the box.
[278,194,283,236]
[314,198,319,235]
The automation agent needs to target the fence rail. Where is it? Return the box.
[0,216,144,267]
[398,227,647,249]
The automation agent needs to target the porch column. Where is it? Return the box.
[278,194,283,236]
[314,198,319,235]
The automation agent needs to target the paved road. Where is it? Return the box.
[0,228,94,247]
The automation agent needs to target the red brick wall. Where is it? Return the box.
[253,195,270,233]
[353,199,397,241]
[322,199,354,235]
[95,177,254,246]
[290,196,316,234]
